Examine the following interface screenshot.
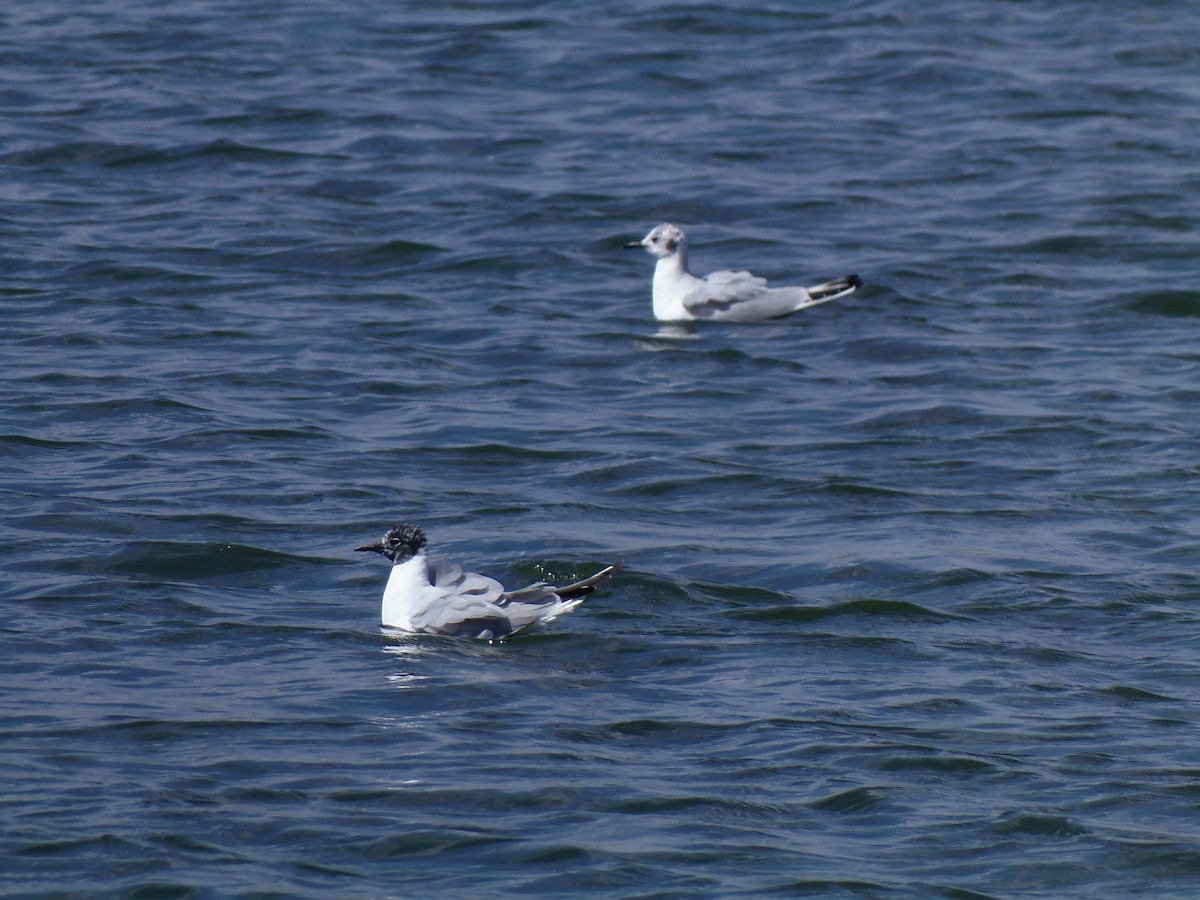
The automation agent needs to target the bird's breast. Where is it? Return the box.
[380,555,433,630]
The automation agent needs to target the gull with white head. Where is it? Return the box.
[625,223,861,322]
[356,522,621,640]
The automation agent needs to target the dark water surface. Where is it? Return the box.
[4,1,1200,896]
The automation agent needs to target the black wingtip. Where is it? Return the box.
[807,274,863,303]
[552,561,623,599]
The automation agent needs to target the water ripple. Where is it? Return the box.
[4,0,1200,896]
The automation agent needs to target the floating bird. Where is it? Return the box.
[625,223,861,322]
[356,522,620,640]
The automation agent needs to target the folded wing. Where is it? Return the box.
[681,269,805,322]
[404,558,621,639]
[680,268,860,323]
[405,557,513,638]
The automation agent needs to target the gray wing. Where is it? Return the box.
[682,269,813,322]
[409,557,514,639]
[687,269,767,306]
[429,558,506,601]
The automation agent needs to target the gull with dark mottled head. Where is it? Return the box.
[356,522,621,640]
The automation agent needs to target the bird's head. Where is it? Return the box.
[356,522,428,563]
[624,223,687,259]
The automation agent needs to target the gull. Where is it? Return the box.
[356,522,621,640]
[625,223,861,322]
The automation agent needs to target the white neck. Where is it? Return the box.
[652,250,698,321]
[381,550,431,629]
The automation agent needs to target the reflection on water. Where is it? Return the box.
[5,0,1200,894]
[651,323,700,342]
[635,323,701,352]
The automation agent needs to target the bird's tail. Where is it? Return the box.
[806,274,862,303]
[552,562,623,601]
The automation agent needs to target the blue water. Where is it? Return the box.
[4,1,1200,896]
